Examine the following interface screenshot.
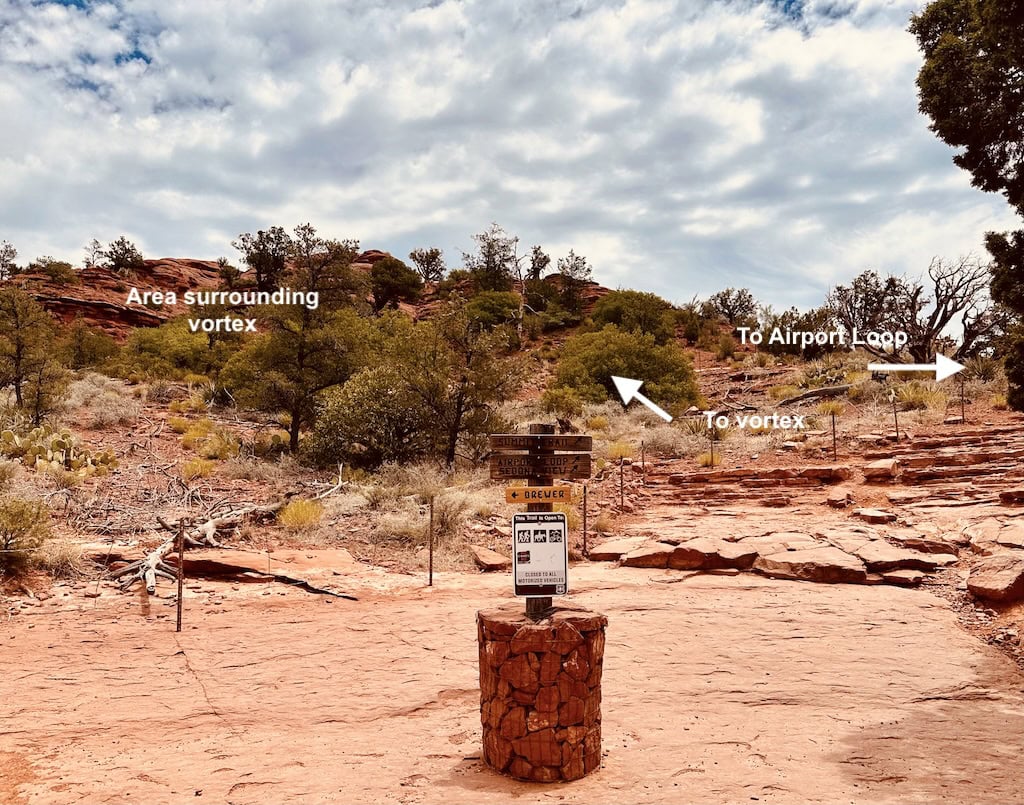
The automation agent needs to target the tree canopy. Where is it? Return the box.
[912,0,1024,405]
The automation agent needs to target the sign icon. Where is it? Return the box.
[512,513,569,597]
[867,354,965,381]
[610,376,673,422]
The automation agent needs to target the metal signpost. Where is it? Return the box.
[489,424,591,619]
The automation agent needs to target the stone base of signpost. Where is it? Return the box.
[477,604,607,782]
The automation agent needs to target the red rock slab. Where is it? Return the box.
[863,458,899,480]
[967,554,1024,602]
[826,487,854,508]
[667,538,758,571]
[880,569,925,586]
[754,546,869,584]
[853,508,898,524]
[470,545,512,572]
[586,537,649,561]
[995,523,1024,549]
[620,543,675,568]
[854,541,957,572]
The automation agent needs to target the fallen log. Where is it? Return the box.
[779,385,852,406]
[111,481,347,595]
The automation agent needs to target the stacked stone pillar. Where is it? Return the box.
[477,605,607,782]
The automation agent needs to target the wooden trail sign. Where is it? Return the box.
[505,486,572,504]
[491,423,592,617]
[489,453,591,480]
[489,434,593,453]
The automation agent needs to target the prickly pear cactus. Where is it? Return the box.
[0,424,117,480]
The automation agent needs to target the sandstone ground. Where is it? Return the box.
[3,563,1023,804]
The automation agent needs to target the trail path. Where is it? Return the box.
[3,564,1023,804]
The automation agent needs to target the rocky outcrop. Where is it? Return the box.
[863,458,899,481]
[620,543,675,568]
[13,259,221,339]
[587,537,649,561]
[667,538,758,570]
[826,487,854,508]
[471,545,512,572]
[853,508,898,524]
[967,555,1024,603]
[853,541,956,572]
[753,547,869,584]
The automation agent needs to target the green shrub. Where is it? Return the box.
[307,366,432,469]
[0,497,50,576]
[29,257,79,285]
[464,291,521,329]
[104,317,234,380]
[370,256,423,310]
[716,334,737,360]
[61,320,117,368]
[964,355,1001,382]
[550,325,698,411]
[541,387,584,418]
[591,290,675,344]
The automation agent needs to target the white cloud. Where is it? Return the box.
[0,0,1017,311]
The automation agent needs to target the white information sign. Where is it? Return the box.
[512,512,569,597]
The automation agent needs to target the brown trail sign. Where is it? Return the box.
[489,453,591,480]
[490,424,593,619]
[489,434,593,453]
[505,486,571,503]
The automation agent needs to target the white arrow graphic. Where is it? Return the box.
[867,354,965,382]
[611,376,673,422]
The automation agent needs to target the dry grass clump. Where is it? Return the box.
[181,458,215,480]
[64,373,142,428]
[169,395,207,414]
[34,539,83,579]
[604,440,634,461]
[278,499,324,531]
[220,456,285,482]
[895,381,946,411]
[640,424,689,457]
[593,513,614,534]
[992,393,1009,410]
[697,451,722,468]
[180,418,240,460]
[372,511,425,546]
[0,460,17,491]
[817,400,846,417]
[167,416,190,434]
[769,384,801,401]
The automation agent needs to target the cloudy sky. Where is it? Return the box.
[0,0,1018,309]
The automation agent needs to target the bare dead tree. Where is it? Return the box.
[828,255,993,362]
